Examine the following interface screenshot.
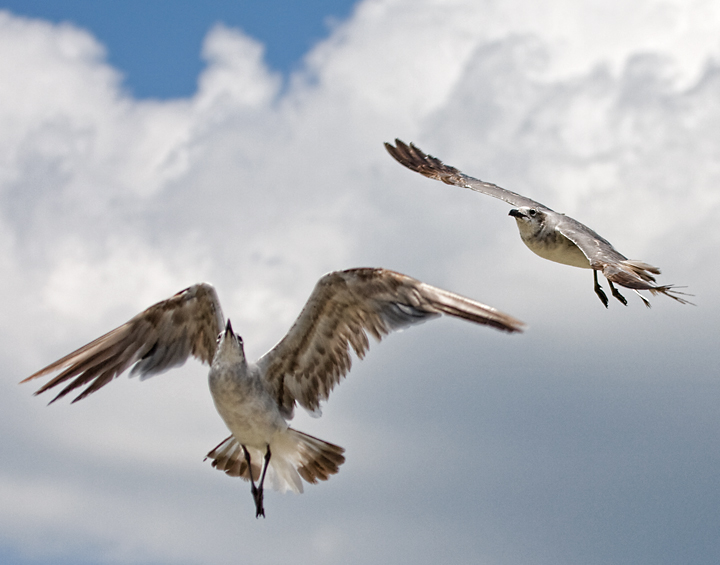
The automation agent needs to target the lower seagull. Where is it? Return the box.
[22,267,524,517]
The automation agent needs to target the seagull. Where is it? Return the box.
[22,267,524,517]
[385,139,691,308]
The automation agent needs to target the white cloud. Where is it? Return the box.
[1,1,720,564]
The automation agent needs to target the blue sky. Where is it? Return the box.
[1,1,719,564]
[0,0,357,98]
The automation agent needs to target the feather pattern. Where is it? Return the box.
[257,268,524,416]
[385,138,547,209]
[21,283,224,403]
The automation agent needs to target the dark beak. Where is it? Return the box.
[225,319,234,335]
[509,209,524,218]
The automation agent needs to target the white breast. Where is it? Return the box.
[209,364,287,448]
[519,229,591,269]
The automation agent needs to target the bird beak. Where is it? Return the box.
[225,319,234,336]
[509,209,524,218]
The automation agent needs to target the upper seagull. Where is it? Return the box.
[385,139,691,308]
[22,267,524,517]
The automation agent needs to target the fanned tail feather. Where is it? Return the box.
[292,429,346,483]
[204,435,259,480]
[645,285,694,305]
[602,261,694,306]
[204,429,345,494]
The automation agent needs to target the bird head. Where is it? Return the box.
[213,319,246,365]
[509,206,546,236]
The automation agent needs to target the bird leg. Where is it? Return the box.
[608,281,628,306]
[242,445,267,519]
[255,446,272,518]
[593,270,609,308]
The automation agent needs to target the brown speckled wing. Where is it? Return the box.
[257,268,524,417]
[21,283,225,404]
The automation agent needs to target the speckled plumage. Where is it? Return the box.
[23,268,524,516]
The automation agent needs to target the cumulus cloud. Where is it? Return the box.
[1,1,719,564]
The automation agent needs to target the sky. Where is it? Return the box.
[0,1,719,564]
[0,0,357,98]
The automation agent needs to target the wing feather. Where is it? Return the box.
[385,139,548,209]
[257,268,524,417]
[552,214,628,266]
[22,283,225,403]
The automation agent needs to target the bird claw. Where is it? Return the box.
[593,270,609,308]
[609,282,628,306]
[594,284,609,308]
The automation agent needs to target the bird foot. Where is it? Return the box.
[242,445,266,518]
[609,283,628,306]
[593,270,609,308]
[594,285,609,308]
[252,486,265,518]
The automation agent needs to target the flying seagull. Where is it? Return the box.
[385,139,691,308]
[22,267,524,517]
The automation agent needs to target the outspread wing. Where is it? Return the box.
[257,268,524,417]
[22,283,225,404]
[385,139,550,210]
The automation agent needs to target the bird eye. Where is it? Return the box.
[529,209,537,217]
[216,333,222,343]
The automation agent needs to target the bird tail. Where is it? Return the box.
[204,429,345,494]
[603,261,693,305]
[643,284,694,305]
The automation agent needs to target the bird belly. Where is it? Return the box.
[521,232,591,269]
[210,378,287,448]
